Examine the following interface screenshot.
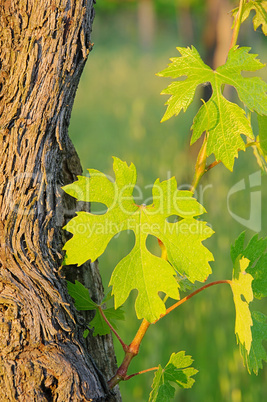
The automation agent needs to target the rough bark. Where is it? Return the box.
[0,0,120,400]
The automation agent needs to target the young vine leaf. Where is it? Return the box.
[252,114,267,173]
[240,311,267,374]
[230,233,267,373]
[230,257,254,352]
[67,280,124,336]
[149,351,198,402]
[63,157,214,322]
[232,0,267,35]
[158,46,267,170]
[90,306,125,337]
[258,114,267,156]
[231,232,267,300]
[67,280,98,310]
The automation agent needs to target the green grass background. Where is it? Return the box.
[69,7,267,402]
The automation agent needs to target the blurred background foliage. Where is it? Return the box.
[69,0,267,401]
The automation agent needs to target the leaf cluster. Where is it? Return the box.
[158,45,267,170]
[149,352,198,402]
[67,281,125,337]
[62,1,267,400]
[63,157,214,323]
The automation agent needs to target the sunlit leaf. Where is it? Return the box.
[149,351,198,402]
[231,233,267,372]
[158,46,267,170]
[230,257,253,352]
[239,311,267,374]
[63,158,214,322]
[232,0,267,35]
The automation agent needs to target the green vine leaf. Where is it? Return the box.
[251,114,267,173]
[102,289,113,304]
[90,306,125,337]
[230,233,267,372]
[231,232,267,300]
[232,0,267,36]
[149,351,198,402]
[158,46,267,170]
[67,280,98,310]
[176,274,198,293]
[230,256,254,353]
[67,280,125,336]
[240,311,267,374]
[63,157,214,322]
[83,329,89,339]
[258,114,267,154]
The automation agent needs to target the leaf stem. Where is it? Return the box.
[205,160,221,172]
[124,366,159,381]
[191,134,208,192]
[98,306,128,352]
[246,141,259,148]
[199,139,257,176]
[129,319,151,355]
[108,319,151,389]
[108,280,232,388]
[190,0,246,188]
[154,280,232,322]
[229,0,245,50]
[204,141,258,173]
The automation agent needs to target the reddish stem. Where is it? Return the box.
[205,141,257,173]
[155,280,231,322]
[205,160,221,172]
[124,366,159,381]
[108,318,151,389]
[98,306,128,352]
[108,280,232,389]
[191,136,208,192]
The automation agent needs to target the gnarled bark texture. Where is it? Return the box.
[0,1,121,400]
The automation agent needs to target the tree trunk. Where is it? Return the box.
[203,0,232,70]
[137,0,156,50]
[202,0,232,102]
[0,1,120,400]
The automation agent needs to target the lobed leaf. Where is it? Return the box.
[231,233,267,372]
[63,158,214,322]
[67,280,98,310]
[158,46,212,122]
[258,114,267,154]
[231,232,267,299]
[230,257,254,353]
[239,311,267,374]
[158,46,267,170]
[192,96,251,170]
[232,0,267,36]
[67,280,125,336]
[90,306,125,337]
[149,351,198,402]
[252,114,267,173]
